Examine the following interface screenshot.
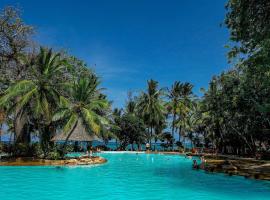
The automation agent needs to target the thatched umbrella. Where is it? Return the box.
[51,119,102,142]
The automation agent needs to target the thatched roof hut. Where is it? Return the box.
[51,119,102,142]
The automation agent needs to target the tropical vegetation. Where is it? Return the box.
[0,0,270,159]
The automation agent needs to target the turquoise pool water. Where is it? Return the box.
[0,153,270,200]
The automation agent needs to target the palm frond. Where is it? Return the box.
[16,87,37,109]
[52,108,70,122]
[81,108,100,134]
[63,113,78,135]
[59,96,70,108]
[0,80,35,108]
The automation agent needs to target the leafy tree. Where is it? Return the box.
[159,132,174,151]
[166,81,182,146]
[196,0,270,155]
[137,79,165,147]
[112,112,146,150]
[0,6,34,88]
[225,0,270,57]
[0,47,68,146]
[168,82,194,148]
[125,92,137,114]
[52,76,109,154]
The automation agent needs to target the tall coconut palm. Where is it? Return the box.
[0,110,5,142]
[166,81,182,148]
[126,92,136,114]
[176,82,193,141]
[52,75,109,155]
[0,47,68,144]
[176,98,201,152]
[167,82,193,149]
[137,79,165,146]
[175,101,190,143]
[111,108,123,149]
[181,83,193,97]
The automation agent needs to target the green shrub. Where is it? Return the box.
[64,144,74,153]
[47,150,61,160]
[32,143,44,158]
[176,141,183,148]
[160,143,169,151]
[0,143,3,153]
[15,143,29,156]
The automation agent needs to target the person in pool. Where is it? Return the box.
[200,156,206,169]
[146,143,150,151]
[192,160,199,169]
[89,149,93,157]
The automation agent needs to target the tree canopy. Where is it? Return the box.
[1,1,270,158]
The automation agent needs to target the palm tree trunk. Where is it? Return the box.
[178,125,182,142]
[150,126,153,148]
[183,137,186,152]
[171,112,176,150]
[0,124,2,142]
[9,133,13,145]
[14,110,29,144]
[13,131,16,143]
[137,143,141,151]
[62,120,78,156]
[147,127,150,144]
[154,137,157,151]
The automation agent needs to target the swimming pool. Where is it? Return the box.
[0,153,269,200]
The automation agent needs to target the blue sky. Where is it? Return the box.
[1,0,229,108]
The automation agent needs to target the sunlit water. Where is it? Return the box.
[0,153,270,200]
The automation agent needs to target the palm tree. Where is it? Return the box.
[166,81,182,148]
[52,75,109,155]
[0,110,5,142]
[177,83,193,139]
[175,101,189,144]
[167,82,193,149]
[137,79,165,147]
[111,108,122,149]
[126,92,136,114]
[181,83,193,98]
[154,118,167,150]
[159,132,174,151]
[0,47,67,144]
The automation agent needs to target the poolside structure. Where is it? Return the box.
[51,119,102,143]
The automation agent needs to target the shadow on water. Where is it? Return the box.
[152,164,270,196]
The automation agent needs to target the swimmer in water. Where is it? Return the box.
[201,156,205,162]
[55,166,63,170]
[89,150,93,157]
[192,160,199,169]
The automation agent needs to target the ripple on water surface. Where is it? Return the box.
[0,153,270,200]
